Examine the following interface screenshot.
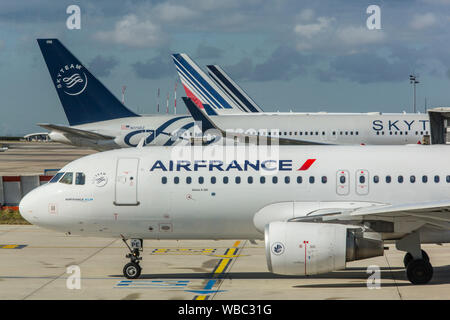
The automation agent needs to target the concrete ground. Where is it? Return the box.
[0,225,449,300]
[0,141,96,175]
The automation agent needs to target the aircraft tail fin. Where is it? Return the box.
[206,65,263,113]
[37,39,138,126]
[172,53,246,115]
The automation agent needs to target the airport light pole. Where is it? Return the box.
[409,74,419,113]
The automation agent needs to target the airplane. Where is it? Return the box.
[173,53,432,145]
[36,39,433,150]
[19,121,450,284]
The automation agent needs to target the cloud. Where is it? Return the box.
[88,55,119,77]
[410,13,437,30]
[324,53,413,84]
[294,16,334,39]
[94,14,166,48]
[223,45,314,82]
[336,26,385,46]
[153,3,197,22]
[131,54,173,79]
[194,44,224,60]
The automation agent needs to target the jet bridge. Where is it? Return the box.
[428,107,450,144]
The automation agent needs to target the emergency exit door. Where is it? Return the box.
[115,158,140,205]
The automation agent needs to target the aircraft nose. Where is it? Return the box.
[19,189,40,224]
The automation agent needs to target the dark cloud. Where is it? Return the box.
[194,44,223,60]
[131,54,173,79]
[223,45,314,82]
[88,55,119,77]
[322,53,414,84]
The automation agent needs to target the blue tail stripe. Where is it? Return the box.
[173,54,232,109]
[173,58,224,109]
[174,64,221,110]
[37,39,138,126]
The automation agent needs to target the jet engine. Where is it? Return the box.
[265,221,384,275]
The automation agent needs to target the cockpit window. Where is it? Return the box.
[49,172,64,183]
[60,172,73,184]
[75,172,86,185]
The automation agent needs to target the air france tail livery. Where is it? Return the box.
[174,53,431,145]
[37,39,197,150]
[20,143,450,284]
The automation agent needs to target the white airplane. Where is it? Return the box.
[173,53,432,145]
[36,39,432,150]
[19,142,450,284]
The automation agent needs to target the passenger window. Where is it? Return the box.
[434,175,440,183]
[321,176,327,184]
[211,177,216,184]
[359,176,366,184]
[75,173,85,185]
[447,175,450,183]
[285,176,290,184]
[186,177,192,184]
[174,177,179,184]
[223,177,229,184]
[199,176,204,184]
[309,176,315,184]
[235,176,241,184]
[260,176,266,184]
[340,176,346,184]
[422,175,428,183]
[248,176,253,184]
[60,172,73,185]
[272,176,278,184]
[410,175,416,183]
[386,175,391,183]
[161,177,167,184]
[373,175,379,183]
[49,172,64,183]
[297,176,302,184]
[398,175,403,183]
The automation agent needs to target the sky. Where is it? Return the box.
[1,0,450,135]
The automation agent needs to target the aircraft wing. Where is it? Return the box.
[292,200,450,230]
[182,97,328,146]
[38,123,115,140]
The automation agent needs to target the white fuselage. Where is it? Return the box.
[19,144,450,243]
[50,113,430,150]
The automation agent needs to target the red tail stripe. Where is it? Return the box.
[298,159,316,171]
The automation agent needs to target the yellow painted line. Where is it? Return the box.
[1,245,17,249]
[233,241,241,247]
[214,258,231,274]
[195,295,207,300]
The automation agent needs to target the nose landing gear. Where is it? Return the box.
[121,236,143,279]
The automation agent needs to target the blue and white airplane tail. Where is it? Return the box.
[206,65,263,113]
[37,39,138,126]
[172,53,247,116]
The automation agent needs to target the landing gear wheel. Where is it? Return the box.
[123,262,141,279]
[406,259,433,285]
[403,250,429,267]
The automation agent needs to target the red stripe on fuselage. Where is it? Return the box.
[182,84,204,109]
[298,159,316,171]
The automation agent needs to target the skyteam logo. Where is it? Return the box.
[271,242,285,255]
[55,63,88,96]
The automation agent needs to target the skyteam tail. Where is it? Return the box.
[37,39,138,126]
[172,53,246,115]
[207,65,263,113]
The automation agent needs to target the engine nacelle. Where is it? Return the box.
[265,222,384,275]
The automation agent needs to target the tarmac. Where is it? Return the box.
[0,225,449,300]
[0,141,96,175]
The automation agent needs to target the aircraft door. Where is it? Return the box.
[356,169,369,195]
[336,170,349,195]
[115,158,140,205]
